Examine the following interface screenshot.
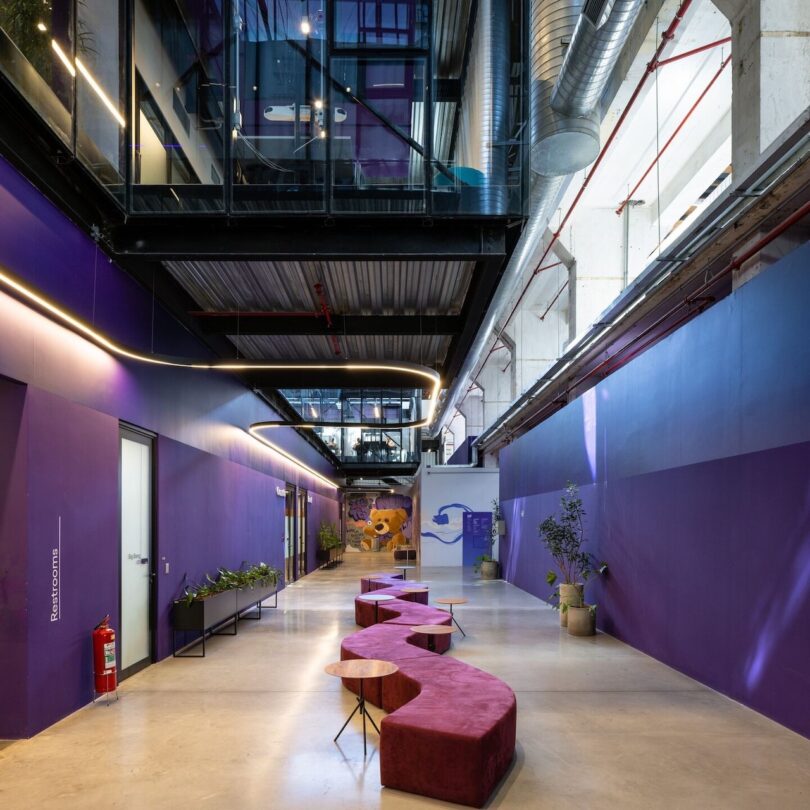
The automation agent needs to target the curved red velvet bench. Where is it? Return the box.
[337,579,517,807]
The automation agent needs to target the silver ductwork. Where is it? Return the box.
[479,0,511,214]
[551,0,646,117]
[431,174,566,436]
[431,0,644,440]
[531,0,600,176]
[456,0,510,214]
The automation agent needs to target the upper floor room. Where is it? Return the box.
[0,0,528,217]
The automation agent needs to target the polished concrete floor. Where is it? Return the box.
[1,553,809,809]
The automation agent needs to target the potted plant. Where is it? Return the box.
[538,483,606,627]
[474,499,502,580]
[567,603,597,636]
[317,521,342,566]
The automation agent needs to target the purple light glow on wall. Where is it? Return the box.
[499,242,810,739]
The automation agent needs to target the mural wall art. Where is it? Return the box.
[345,492,413,552]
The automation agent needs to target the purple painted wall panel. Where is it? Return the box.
[499,244,810,738]
[0,156,336,484]
[24,389,120,735]
[306,492,341,573]
[155,436,287,661]
[0,378,29,738]
[0,151,341,738]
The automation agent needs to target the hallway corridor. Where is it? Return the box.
[1,555,809,808]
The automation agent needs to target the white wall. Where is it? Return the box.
[415,465,499,566]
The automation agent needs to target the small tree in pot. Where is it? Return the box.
[539,483,606,628]
[474,499,502,580]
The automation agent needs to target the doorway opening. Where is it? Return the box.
[297,489,308,579]
[284,485,295,583]
[119,425,155,680]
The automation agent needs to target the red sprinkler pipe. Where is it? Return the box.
[529,0,697,277]
[615,53,731,216]
[459,0,698,412]
[314,282,341,356]
[503,198,810,438]
[654,36,731,68]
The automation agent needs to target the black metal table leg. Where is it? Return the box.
[450,605,466,637]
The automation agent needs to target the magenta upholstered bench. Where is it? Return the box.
[339,584,517,807]
[354,588,430,627]
[379,655,516,807]
[360,573,403,593]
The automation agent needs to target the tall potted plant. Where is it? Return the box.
[538,483,605,627]
[317,521,342,566]
[474,499,502,580]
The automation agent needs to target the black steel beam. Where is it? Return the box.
[110,221,506,260]
[440,236,513,383]
[194,314,463,336]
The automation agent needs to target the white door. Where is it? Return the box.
[120,434,152,672]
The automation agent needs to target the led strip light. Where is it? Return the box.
[0,267,442,489]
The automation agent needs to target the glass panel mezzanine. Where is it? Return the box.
[0,0,526,217]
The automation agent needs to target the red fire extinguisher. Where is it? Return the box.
[93,615,117,694]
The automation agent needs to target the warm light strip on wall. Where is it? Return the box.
[75,57,126,128]
[0,266,441,481]
[246,427,339,490]
[50,40,76,77]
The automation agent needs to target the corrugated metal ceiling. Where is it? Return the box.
[231,333,450,365]
[165,259,475,315]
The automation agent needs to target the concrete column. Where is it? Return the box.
[566,208,626,343]
[716,0,810,180]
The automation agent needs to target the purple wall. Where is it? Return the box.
[0,385,119,738]
[499,242,810,739]
[0,156,335,480]
[0,158,341,738]
[155,436,287,661]
[0,378,29,738]
[306,492,341,573]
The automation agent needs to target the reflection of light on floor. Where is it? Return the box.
[744,527,810,690]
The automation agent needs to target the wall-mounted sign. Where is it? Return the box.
[307,493,313,504]
[50,516,61,622]
[276,486,287,497]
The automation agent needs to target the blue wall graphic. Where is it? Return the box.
[462,512,493,566]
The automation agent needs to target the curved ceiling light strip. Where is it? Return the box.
[246,427,339,490]
[0,267,442,489]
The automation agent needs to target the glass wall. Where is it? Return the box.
[76,0,125,200]
[0,0,125,198]
[0,0,75,145]
[0,0,525,216]
[232,0,327,212]
[132,0,226,212]
[280,387,421,464]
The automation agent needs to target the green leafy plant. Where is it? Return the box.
[318,521,342,551]
[539,483,606,603]
[473,499,502,574]
[181,562,280,607]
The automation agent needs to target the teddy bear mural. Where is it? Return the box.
[346,493,413,552]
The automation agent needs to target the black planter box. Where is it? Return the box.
[236,582,278,613]
[172,589,238,633]
[317,546,343,567]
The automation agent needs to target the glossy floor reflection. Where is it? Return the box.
[1,553,809,809]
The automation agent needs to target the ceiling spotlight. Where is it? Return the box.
[300,17,311,35]
[36,22,47,32]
